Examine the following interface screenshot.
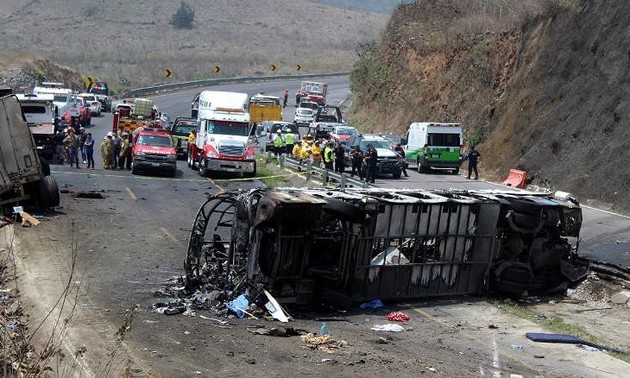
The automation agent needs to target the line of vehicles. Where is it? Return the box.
[11,78,466,182]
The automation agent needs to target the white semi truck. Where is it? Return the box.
[187,91,256,177]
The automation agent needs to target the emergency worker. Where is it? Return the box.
[112,131,122,169]
[364,143,378,184]
[284,130,295,156]
[118,132,132,170]
[464,145,481,180]
[323,141,334,171]
[350,145,364,179]
[272,129,285,157]
[334,142,345,173]
[188,130,196,144]
[310,139,322,166]
[101,133,114,169]
[394,143,409,177]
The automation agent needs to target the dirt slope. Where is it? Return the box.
[349,0,630,214]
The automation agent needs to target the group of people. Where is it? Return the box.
[55,127,95,169]
[100,129,133,170]
[52,126,134,171]
[272,129,382,183]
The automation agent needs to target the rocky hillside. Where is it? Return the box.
[0,56,83,92]
[349,0,630,214]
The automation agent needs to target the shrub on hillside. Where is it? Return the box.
[171,1,195,29]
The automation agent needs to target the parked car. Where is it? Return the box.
[344,134,404,178]
[329,125,358,145]
[191,92,200,118]
[258,121,301,152]
[383,132,402,148]
[297,100,319,113]
[131,127,177,176]
[78,93,101,117]
[88,81,112,112]
[170,117,197,159]
[293,108,315,127]
[159,113,173,130]
[73,96,91,127]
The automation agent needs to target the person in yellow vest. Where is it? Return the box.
[311,140,322,167]
[188,130,196,144]
[272,129,285,157]
[323,141,334,171]
[292,141,304,165]
[284,131,295,156]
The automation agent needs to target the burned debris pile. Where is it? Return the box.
[156,187,586,317]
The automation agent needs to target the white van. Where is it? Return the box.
[403,122,463,174]
[33,82,73,117]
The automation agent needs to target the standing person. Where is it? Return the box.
[334,142,345,174]
[79,127,87,164]
[323,141,335,171]
[394,143,409,177]
[63,128,80,168]
[295,90,301,107]
[310,139,322,167]
[364,143,378,184]
[292,141,303,165]
[54,131,66,164]
[84,132,95,169]
[284,130,295,156]
[465,145,481,180]
[101,133,114,169]
[272,129,285,157]
[350,145,364,179]
[118,132,132,170]
[111,131,122,169]
[283,89,289,108]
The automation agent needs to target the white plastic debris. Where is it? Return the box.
[371,323,405,332]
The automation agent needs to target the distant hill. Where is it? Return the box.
[0,0,390,90]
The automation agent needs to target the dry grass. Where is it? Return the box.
[0,0,390,89]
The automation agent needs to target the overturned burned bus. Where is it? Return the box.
[185,187,585,307]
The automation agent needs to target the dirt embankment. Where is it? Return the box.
[349,0,630,214]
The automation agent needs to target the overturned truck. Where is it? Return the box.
[185,187,585,307]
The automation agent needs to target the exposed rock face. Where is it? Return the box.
[0,57,84,93]
[349,0,630,213]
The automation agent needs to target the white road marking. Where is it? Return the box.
[160,227,179,244]
[125,186,136,200]
[492,335,501,378]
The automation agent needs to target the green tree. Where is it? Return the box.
[171,1,195,29]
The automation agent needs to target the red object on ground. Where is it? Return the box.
[386,311,410,322]
[502,169,527,188]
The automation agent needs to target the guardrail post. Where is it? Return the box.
[322,169,328,186]
[306,160,312,181]
[279,154,284,168]
[340,173,346,190]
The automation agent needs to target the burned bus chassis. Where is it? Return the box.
[185,187,585,307]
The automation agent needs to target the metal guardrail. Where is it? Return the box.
[120,72,350,98]
[271,153,370,189]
